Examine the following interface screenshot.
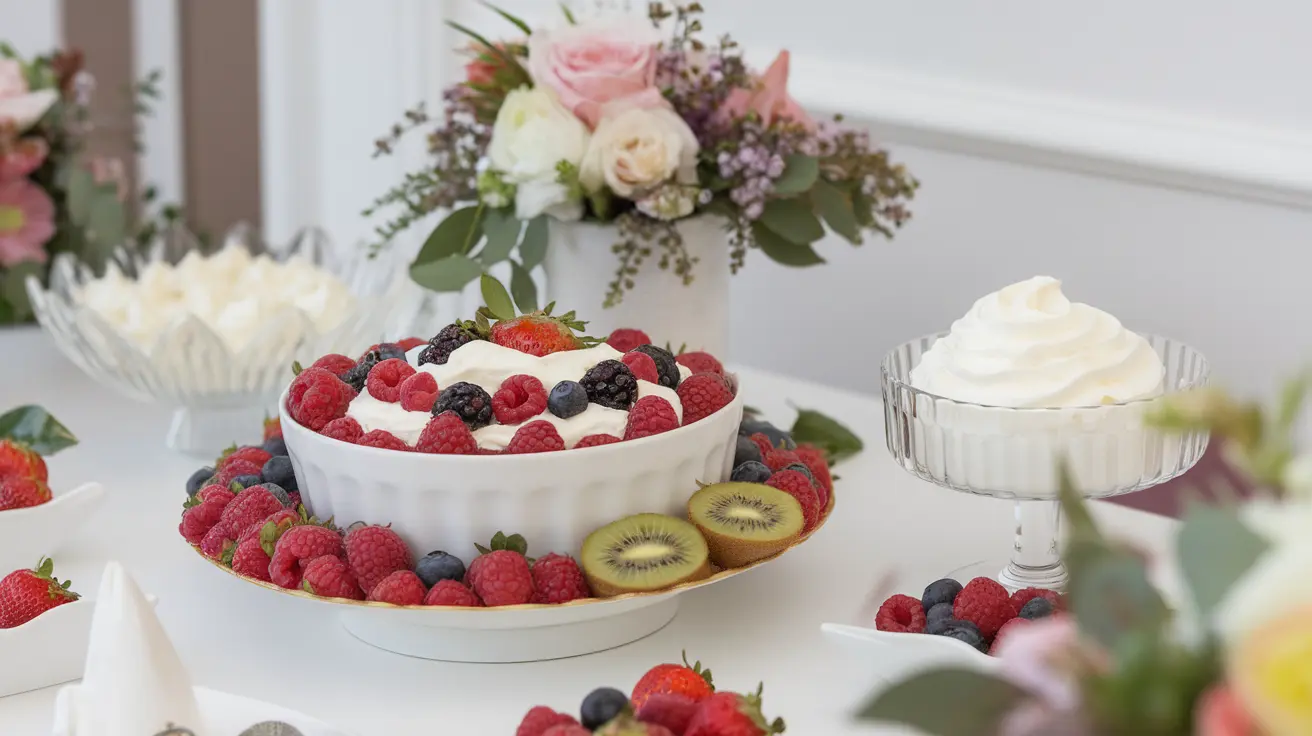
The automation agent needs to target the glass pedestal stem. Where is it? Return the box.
[998,500,1068,591]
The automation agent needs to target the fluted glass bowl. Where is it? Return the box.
[26,224,404,455]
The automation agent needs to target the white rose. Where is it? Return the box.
[487,86,590,221]
[579,106,699,199]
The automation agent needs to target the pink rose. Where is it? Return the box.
[527,16,666,129]
[720,50,815,131]
[0,137,49,180]
[0,178,55,267]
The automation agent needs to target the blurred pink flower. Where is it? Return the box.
[994,615,1109,711]
[0,59,27,98]
[0,177,55,267]
[527,16,665,129]
[720,50,816,131]
[89,156,128,201]
[1195,684,1258,736]
[0,136,49,179]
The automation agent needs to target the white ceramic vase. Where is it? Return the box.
[542,216,730,356]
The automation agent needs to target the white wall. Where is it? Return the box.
[1,0,61,56]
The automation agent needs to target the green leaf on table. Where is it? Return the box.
[518,215,548,270]
[478,208,521,266]
[66,167,95,226]
[812,178,862,244]
[789,406,862,464]
[480,273,517,320]
[759,198,825,245]
[0,406,78,456]
[1177,503,1268,617]
[481,1,532,34]
[509,260,538,313]
[772,155,819,196]
[751,222,824,267]
[414,206,485,266]
[857,668,1030,735]
[410,253,485,292]
[1072,551,1169,650]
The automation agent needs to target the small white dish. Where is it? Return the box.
[53,685,353,735]
[820,623,1000,678]
[0,482,106,572]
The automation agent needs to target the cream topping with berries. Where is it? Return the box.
[346,341,690,449]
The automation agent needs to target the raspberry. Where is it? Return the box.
[0,476,51,510]
[606,328,652,353]
[210,459,263,489]
[517,706,581,736]
[357,429,411,451]
[195,484,236,507]
[624,396,680,440]
[470,550,534,606]
[953,577,1015,638]
[424,579,483,607]
[433,381,494,430]
[574,434,621,448]
[219,487,286,538]
[762,446,801,473]
[217,445,272,471]
[287,367,357,431]
[236,507,302,554]
[309,353,357,375]
[541,726,590,736]
[367,570,427,605]
[419,322,481,366]
[675,351,723,376]
[1011,587,1063,613]
[493,374,549,425]
[874,593,926,633]
[748,433,774,457]
[677,373,734,425]
[320,416,364,443]
[637,693,699,735]
[415,411,479,455]
[301,555,364,600]
[364,358,415,403]
[397,336,426,351]
[581,360,638,410]
[990,617,1030,655]
[229,537,272,583]
[399,372,439,412]
[506,420,566,454]
[200,522,234,561]
[531,553,591,604]
[621,352,660,384]
[794,444,833,508]
[179,497,227,544]
[345,524,414,593]
[270,525,344,589]
[287,491,302,510]
[765,469,821,532]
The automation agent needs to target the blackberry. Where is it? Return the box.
[921,578,964,611]
[739,418,796,449]
[631,345,681,389]
[548,380,589,419]
[415,551,466,588]
[730,460,772,483]
[1019,597,1055,620]
[186,466,214,496]
[367,343,407,362]
[433,382,494,429]
[261,455,297,491]
[341,343,408,392]
[419,323,479,366]
[926,602,955,627]
[580,687,629,730]
[580,360,638,410]
[937,620,986,651]
[734,434,763,466]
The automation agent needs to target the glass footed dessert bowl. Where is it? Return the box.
[25,224,403,455]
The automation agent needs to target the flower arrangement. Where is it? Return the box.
[0,44,184,325]
[857,377,1312,736]
[368,2,918,309]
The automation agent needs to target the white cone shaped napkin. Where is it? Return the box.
[52,561,206,736]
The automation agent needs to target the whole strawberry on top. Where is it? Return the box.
[0,557,79,628]
[0,406,78,512]
[632,653,715,709]
[478,275,599,357]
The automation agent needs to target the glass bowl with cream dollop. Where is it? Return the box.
[881,276,1209,589]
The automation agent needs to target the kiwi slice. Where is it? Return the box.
[581,513,712,597]
[688,482,804,568]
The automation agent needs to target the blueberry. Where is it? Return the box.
[734,435,763,467]
[548,380,589,419]
[926,602,955,625]
[415,551,466,588]
[186,467,214,496]
[253,482,292,507]
[739,417,769,437]
[936,620,986,651]
[262,435,287,456]
[730,461,772,483]
[784,463,814,483]
[261,456,297,491]
[738,419,794,449]
[580,687,630,730]
[232,474,263,491]
[921,578,963,611]
[1019,597,1055,620]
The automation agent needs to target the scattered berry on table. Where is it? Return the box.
[270,525,345,589]
[219,486,286,539]
[415,551,466,588]
[319,416,364,444]
[309,353,357,376]
[636,693,699,735]
[574,434,621,448]
[989,617,1030,655]
[921,578,964,611]
[606,328,652,353]
[632,655,715,709]
[517,706,581,736]
[782,463,814,484]
[287,367,357,431]
[1018,597,1056,620]
[1011,587,1063,614]
[366,358,416,403]
[0,475,51,510]
[231,474,263,491]
[415,411,480,455]
[530,553,591,604]
[925,601,955,626]
[953,577,1015,638]
[765,469,821,532]
[740,420,794,450]
[419,322,481,366]
[0,439,46,482]
[937,620,986,652]
[260,456,297,492]
[621,351,660,384]
[547,380,589,419]
[179,497,228,544]
[684,689,783,736]
[581,360,639,411]
[730,461,772,484]
[624,396,680,440]
[875,593,927,634]
[794,444,833,508]
[0,558,78,629]
[506,420,566,454]
[761,446,801,473]
[433,382,494,430]
[630,345,681,389]
[398,372,439,412]
[229,537,273,583]
[263,417,283,442]
[367,570,427,605]
[210,458,263,489]
[580,687,631,730]
[357,429,411,452]
[733,435,763,467]
[301,555,364,600]
[490,314,583,357]
[675,351,724,376]
[469,549,534,606]
[424,579,483,607]
[218,445,272,472]
[493,374,549,425]
[185,466,214,497]
[397,336,426,351]
[345,524,414,594]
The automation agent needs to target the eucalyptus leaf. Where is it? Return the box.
[519,215,548,270]
[67,167,95,226]
[759,199,825,244]
[1,261,41,322]
[1058,462,1105,544]
[1072,552,1169,650]
[410,254,485,292]
[857,668,1030,735]
[509,260,538,313]
[480,273,517,320]
[790,407,862,463]
[772,155,819,196]
[851,188,876,227]
[1177,504,1268,617]
[479,208,522,266]
[414,206,485,266]
[812,178,862,244]
[751,222,824,267]
[86,193,127,265]
[0,405,78,456]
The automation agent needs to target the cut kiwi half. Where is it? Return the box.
[688,482,804,569]
[581,513,712,597]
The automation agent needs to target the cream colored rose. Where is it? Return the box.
[487,86,590,220]
[579,106,699,199]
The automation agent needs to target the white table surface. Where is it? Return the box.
[0,326,1178,735]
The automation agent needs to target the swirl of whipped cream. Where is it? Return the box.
[909,276,1164,407]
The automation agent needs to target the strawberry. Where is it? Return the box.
[0,558,79,628]
[0,475,52,510]
[632,653,715,708]
[685,687,785,736]
[0,438,46,482]
[490,310,586,357]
